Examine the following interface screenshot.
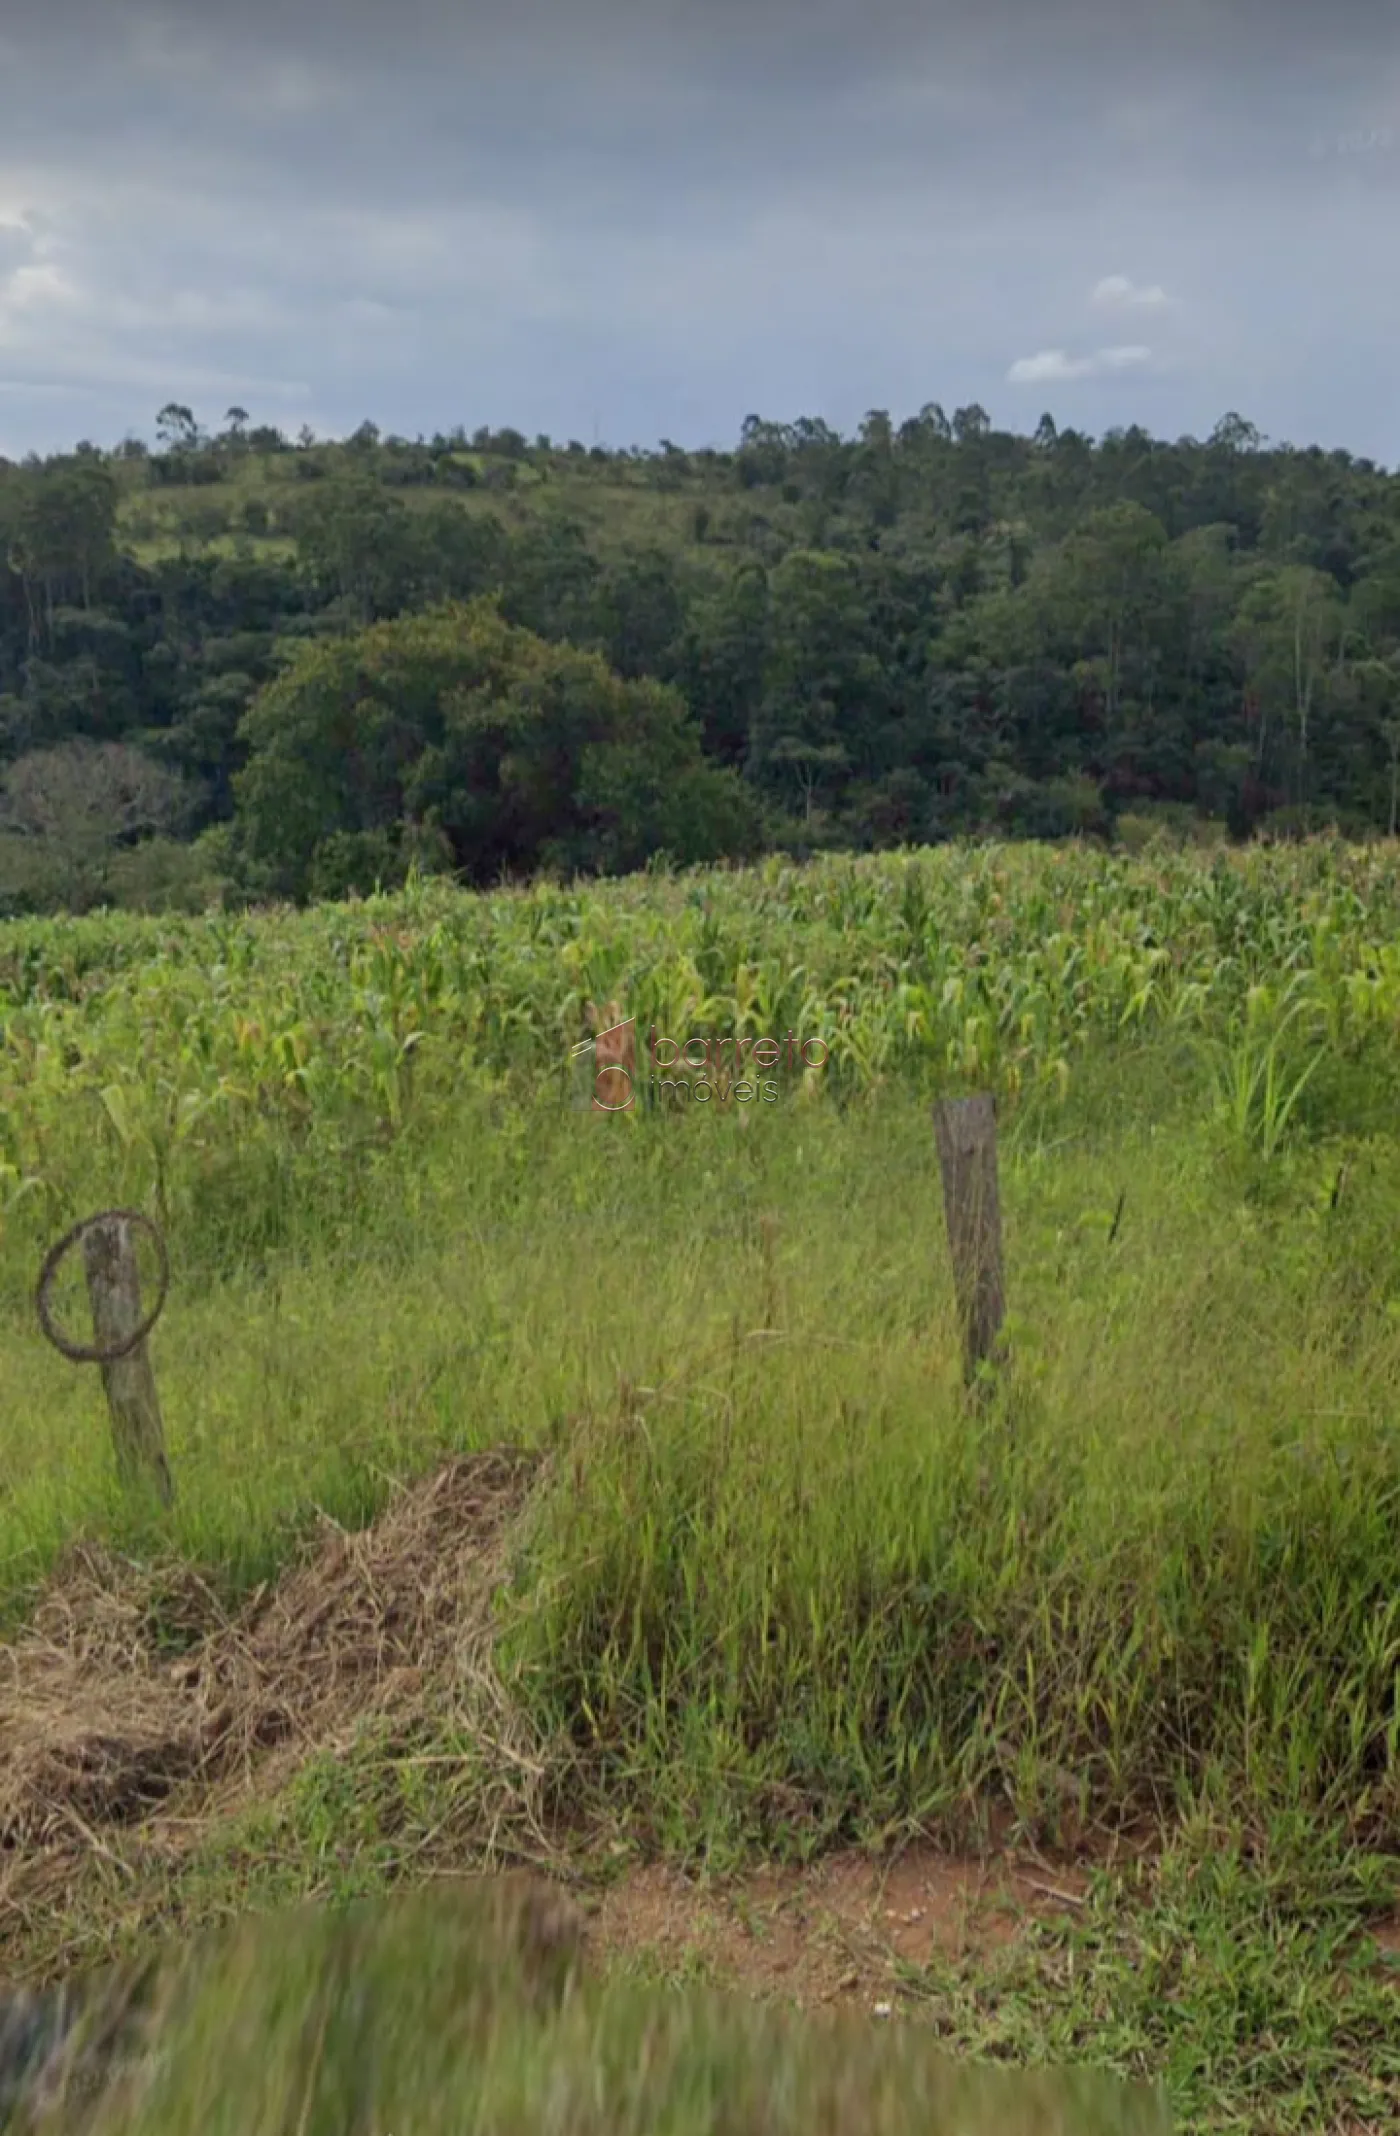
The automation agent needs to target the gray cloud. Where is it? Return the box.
[0,1,1398,459]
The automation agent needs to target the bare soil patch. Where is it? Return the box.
[589,1845,1097,2012]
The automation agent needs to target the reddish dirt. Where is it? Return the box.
[589,1843,1096,2012]
[588,1842,1400,2017]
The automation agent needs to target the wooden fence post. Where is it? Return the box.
[933,1093,1006,1393]
[82,1216,174,1504]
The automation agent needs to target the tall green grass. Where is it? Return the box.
[5,1055,1400,1856]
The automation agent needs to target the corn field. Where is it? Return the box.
[3,838,1400,1258]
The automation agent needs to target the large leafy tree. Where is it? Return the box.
[233,597,758,897]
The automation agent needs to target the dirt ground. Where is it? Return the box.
[588,1842,1097,2011]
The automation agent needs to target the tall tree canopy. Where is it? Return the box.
[233,597,760,899]
[4,401,1400,913]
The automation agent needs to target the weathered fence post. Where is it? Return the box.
[81,1216,174,1504]
[933,1093,1006,1393]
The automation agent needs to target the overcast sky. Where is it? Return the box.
[1,1,1397,464]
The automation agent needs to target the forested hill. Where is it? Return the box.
[2,401,1400,913]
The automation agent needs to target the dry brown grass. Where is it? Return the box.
[0,1449,551,1975]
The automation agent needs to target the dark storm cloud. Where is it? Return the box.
[1,0,1397,458]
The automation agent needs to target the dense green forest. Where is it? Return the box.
[2,399,1399,912]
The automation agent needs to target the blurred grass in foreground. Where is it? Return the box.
[27,1881,1169,2136]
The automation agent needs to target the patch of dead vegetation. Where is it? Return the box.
[0,1449,547,1967]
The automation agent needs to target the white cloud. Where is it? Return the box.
[0,261,80,360]
[0,202,60,284]
[1007,344,1152,383]
[3,261,75,310]
[1091,273,1170,309]
[1008,350,1087,383]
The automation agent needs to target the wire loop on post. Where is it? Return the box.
[35,1211,170,1365]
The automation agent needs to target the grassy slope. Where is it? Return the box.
[109,443,808,569]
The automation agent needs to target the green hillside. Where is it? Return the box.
[2,402,1399,915]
